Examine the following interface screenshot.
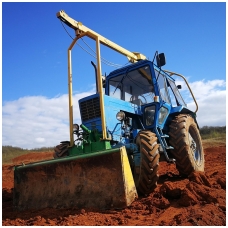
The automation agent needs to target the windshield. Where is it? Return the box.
[109,65,155,105]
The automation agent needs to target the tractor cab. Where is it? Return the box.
[105,56,188,132]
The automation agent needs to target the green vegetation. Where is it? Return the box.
[200,126,226,140]
[2,146,54,164]
[200,126,226,148]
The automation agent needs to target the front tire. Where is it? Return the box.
[134,131,160,195]
[169,114,204,176]
[54,141,70,158]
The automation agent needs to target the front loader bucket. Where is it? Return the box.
[13,146,137,211]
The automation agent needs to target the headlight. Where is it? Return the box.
[116,111,125,121]
[158,107,168,124]
[145,106,155,126]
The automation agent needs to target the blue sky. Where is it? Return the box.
[2,2,226,148]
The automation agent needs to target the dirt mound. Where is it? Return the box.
[2,145,226,226]
[12,151,54,164]
[2,152,54,190]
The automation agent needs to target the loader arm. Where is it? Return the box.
[56,10,147,146]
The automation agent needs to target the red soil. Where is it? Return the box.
[2,144,226,226]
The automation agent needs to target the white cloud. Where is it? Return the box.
[2,79,226,149]
[172,78,226,127]
[35,137,46,143]
[2,90,95,149]
[186,80,226,127]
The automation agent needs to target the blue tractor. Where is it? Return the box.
[13,10,204,211]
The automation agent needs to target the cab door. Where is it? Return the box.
[156,71,172,129]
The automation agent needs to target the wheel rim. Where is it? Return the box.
[189,127,202,166]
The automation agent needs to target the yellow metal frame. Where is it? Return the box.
[68,37,78,146]
[164,70,198,113]
[67,34,109,146]
[57,10,146,63]
[57,10,147,146]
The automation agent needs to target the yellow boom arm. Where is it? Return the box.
[57,10,146,63]
[57,10,147,146]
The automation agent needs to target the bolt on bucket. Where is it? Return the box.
[13,146,137,211]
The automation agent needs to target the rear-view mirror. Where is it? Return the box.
[156,53,166,67]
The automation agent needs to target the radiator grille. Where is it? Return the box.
[80,97,101,121]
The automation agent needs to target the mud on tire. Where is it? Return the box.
[169,114,204,176]
[135,131,160,195]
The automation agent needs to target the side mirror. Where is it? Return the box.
[156,53,166,67]
[177,85,182,89]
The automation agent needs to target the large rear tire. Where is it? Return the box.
[169,114,204,176]
[134,131,160,195]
